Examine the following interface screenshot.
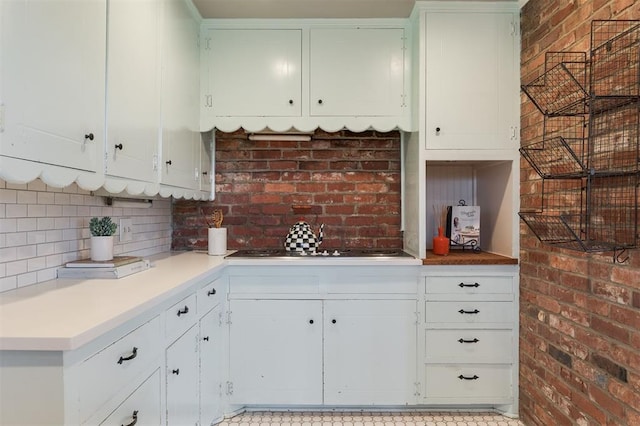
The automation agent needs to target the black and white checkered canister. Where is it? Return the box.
[284,222,324,252]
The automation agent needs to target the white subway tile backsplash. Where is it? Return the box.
[0,189,17,203]
[27,257,47,272]
[37,192,55,204]
[0,179,172,293]
[17,272,37,288]
[0,277,17,293]
[16,245,37,260]
[28,204,47,217]
[27,180,46,191]
[54,193,70,205]
[17,191,37,204]
[6,204,27,218]
[6,233,27,247]
[0,219,17,233]
[17,218,37,232]
[6,260,26,276]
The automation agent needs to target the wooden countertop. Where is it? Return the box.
[422,250,518,265]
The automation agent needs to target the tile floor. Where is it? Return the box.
[218,411,526,426]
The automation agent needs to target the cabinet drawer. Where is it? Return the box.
[325,275,417,294]
[424,364,512,402]
[77,316,161,422]
[198,278,223,313]
[166,293,197,339]
[229,275,319,294]
[97,369,161,425]
[425,275,513,295]
[425,329,513,363]
[425,301,513,325]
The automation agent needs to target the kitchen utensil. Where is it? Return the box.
[212,209,224,228]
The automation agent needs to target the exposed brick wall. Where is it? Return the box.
[172,129,402,251]
[520,1,640,425]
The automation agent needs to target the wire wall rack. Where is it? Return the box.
[520,20,640,262]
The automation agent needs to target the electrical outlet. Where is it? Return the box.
[119,218,133,242]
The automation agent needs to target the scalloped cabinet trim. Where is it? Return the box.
[0,157,213,200]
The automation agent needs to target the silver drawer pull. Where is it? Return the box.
[458,374,479,380]
[121,410,138,426]
[458,309,480,314]
[117,347,138,365]
[458,338,479,343]
[458,282,480,288]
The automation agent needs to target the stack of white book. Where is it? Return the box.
[57,256,150,279]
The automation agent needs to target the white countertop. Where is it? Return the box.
[0,251,422,352]
[0,251,227,351]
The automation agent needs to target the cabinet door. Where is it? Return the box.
[0,0,105,171]
[199,133,213,193]
[228,300,323,405]
[205,29,302,117]
[160,0,200,189]
[310,28,405,117]
[199,306,223,426]
[106,0,160,182]
[166,325,199,426]
[98,370,161,426]
[424,11,518,150]
[324,299,417,405]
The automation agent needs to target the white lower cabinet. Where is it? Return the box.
[200,305,225,426]
[228,300,324,405]
[226,266,419,407]
[323,300,417,405]
[421,267,519,416]
[166,325,199,425]
[99,369,161,426]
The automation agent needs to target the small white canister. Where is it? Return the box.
[208,228,227,256]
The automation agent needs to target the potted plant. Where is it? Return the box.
[89,216,117,261]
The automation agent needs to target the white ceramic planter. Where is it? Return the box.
[91,236,114,261]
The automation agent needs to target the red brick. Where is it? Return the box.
[591,316,630,345]
[264,183,296,193]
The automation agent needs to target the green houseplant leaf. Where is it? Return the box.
[89,217,117,237]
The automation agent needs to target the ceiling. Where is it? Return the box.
[191,0,417,19]
[192,0,525,19]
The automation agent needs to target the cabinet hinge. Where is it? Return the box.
[103,151,108,173]
[204,95,213,108]
[226,381,234,395]
[414,382,421,397]
[510,126,518,141]
[510,21,518,37]
[205,37,211,50]
[152,154,159,171]
[226,310,232,325]
[218,310,224,326]
[0,103,5,132]
[414,311,420,325]
[194,167,200,181]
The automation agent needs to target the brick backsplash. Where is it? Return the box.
[0,179,172,293]
[172,129,402,251]
[520,1,640,425]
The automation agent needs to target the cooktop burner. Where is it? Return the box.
[226,248,413,258]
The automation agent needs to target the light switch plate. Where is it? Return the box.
[119,218,133,242]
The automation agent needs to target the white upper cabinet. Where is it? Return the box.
[105,0,161,183]
[205,29,302,118]
[160,0,201,190]
[200,21,412,133]
[0,0,106,174]
[423,9,519,150]
[309,28,406,117]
